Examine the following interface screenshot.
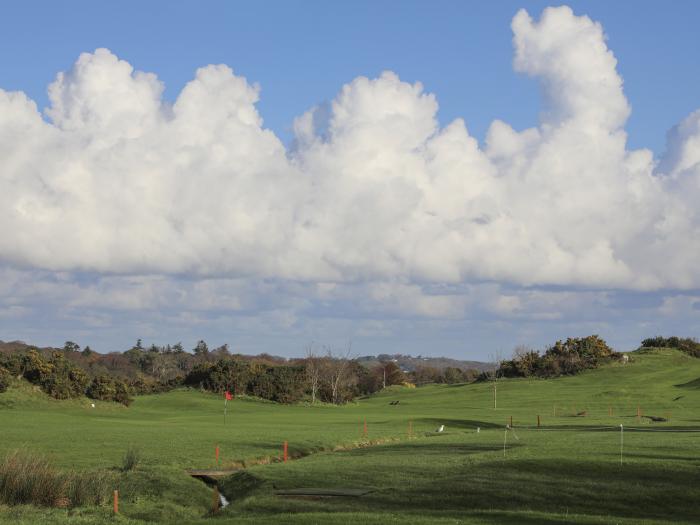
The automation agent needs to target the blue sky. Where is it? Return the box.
[2,0,698,154]
[0,2,699,359]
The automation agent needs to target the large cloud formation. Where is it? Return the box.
[1,6,699,353]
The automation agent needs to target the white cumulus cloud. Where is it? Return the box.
[0,4,699,305]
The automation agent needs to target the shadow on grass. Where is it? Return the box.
[416,418,503,430]
[229,440,700,523]
[370,457,700,522]
[675,377,700,389]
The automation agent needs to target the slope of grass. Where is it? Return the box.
[0,348,698,523]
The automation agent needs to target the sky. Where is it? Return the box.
[1,1,699,359]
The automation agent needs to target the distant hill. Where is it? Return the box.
[356,353,490,373]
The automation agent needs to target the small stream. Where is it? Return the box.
[189,473,230,510]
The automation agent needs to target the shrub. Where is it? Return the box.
[498,335,618,379]
[0,367,10,393]
[87,375,133,406]
[640,336,700,358]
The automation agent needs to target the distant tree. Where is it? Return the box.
[81,346,94,357]
[193,340,209,356]
[376,361,406,387]
[412,365,441,385]
[443,367,465,384]
[63,341,80,353]
[304,343,323,404]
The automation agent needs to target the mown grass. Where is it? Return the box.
[0,347,698,523]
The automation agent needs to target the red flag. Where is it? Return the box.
[225,390,233,401]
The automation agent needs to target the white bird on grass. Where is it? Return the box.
[436,425,445,433]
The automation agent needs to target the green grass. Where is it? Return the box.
[1,348,699,523]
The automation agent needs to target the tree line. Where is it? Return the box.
[2,334,696,404]
[0,339,481,404]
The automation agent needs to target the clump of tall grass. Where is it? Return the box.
[121,446,141,472]
[0,450,113,508]
[65,469,113,506]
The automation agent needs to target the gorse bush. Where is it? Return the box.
[0,450,113,508]
[497,335,619,379]
[0,366,10,393]
[184,359,307,403]
[640,336,700,358]
[0,349,132,405]
[87,374,133,406]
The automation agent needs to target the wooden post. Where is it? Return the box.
[553,405,557,417]
[283,441,288,463]
[537,415,541,428]
[113,490,119,514]
[509,415,513,428]
[215,445,220,466]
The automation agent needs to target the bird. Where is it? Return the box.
[436,425,444,433]
[90,403,95,408]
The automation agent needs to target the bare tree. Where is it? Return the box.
[325,342,355,404]
[304,342,322,404]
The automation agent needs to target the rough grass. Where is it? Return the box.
[0,347,698,523]
[120,447,141,472]
[0,451,112,508]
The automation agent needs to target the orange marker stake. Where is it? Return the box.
[283,441,288,463]
[363,418,367,437]
[215,445,220,466]
[113,490,119,514]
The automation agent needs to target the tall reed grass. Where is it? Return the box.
[0,450,113,507]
